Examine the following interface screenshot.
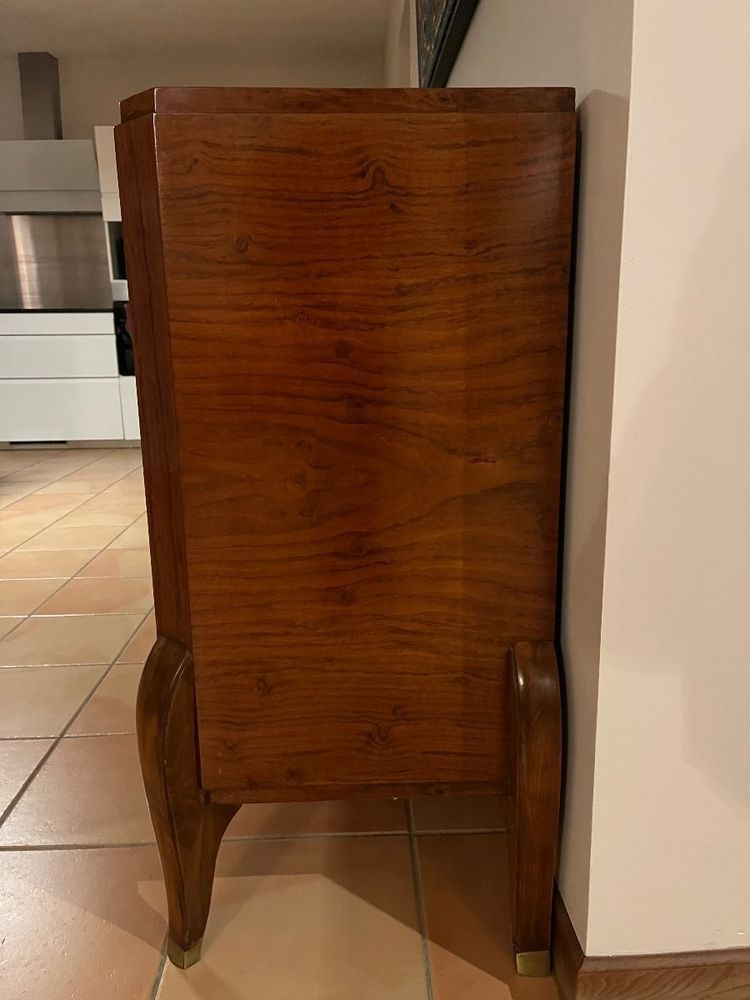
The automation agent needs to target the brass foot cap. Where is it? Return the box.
[167,937,203,969]
[515,950,551,977]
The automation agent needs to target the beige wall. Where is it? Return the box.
[588,0,750,954]
[385,0,417,87]
[452,0,750,957]
[449,0,634,950]
[0,56,24,139]
[58,51,384,138]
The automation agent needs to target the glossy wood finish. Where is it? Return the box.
[508,641,563,974]
[553,891,750,1000]
[116,87,575,970]
[114,113,190,646]
[120,85,575,121]
[136,637,238,967]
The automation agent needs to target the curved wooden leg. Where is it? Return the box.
[137,637,239,968]
[508,641,563,976]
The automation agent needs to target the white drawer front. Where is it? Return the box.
[0,312,114,336]
[0,378,124,442]
[0,335,117,378]
[119,377,140,440]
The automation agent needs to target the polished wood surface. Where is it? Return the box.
[508,641,563,973]
[553,890,750,1000]
[121,85,575,121]
[117,87,575,971]
[118,93,575,797]
[136,637,238,967]
[115,113,191,647]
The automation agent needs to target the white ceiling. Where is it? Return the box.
[0,0,391,58]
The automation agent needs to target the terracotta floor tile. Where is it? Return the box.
[2,465,83,484]
[0,548,100,579]
[0,616,23,639]
[0,613,143,665]
[0,513,61,548]
[60,499,145,527]
[68,663,141,735]
[36,576,154,615]
[35,479,107,494]
[117,613,156,664]
[0,453,42,474]
[0,577,66,615]
[0,734,153,846]
[0,847,165,1000]
[78,547,152,578]
[0,664,106,737]
[227,797,409,838]
[156,837,426,1000]
[0,487,35,508]
[19,522,126,551]
[2,492,92,517]
[0,738,54,813]
[108,516,149,549]
[418,834,559,1000]
[411,795,507,832]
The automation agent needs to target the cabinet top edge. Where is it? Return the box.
[120,86,575,123]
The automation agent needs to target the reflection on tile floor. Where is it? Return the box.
[0,447,559,1000]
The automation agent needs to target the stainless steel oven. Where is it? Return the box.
[0,212,112,310]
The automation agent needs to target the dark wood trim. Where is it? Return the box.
[210,780,506,806]
[508,641,563,975]
[120,86,575,121]
[136,637,238,968]
[114,113,191,646]
[553,889,750,999]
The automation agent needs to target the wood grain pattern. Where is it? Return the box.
[508,641,563,972]
[148,107,575,795]
[117,89,575,800]
[114,114,191,646]
[136,636,238,967]
[118,86,575,973]
[553,890,750,1000]
[120,85,575,121]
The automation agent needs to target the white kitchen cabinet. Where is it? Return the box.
[0,335,117,378]
[94,127,118,195]
[0,310,127,442]
[0,312,114,336]
[101,193,121,222]
[119,376,140,440]
[0,378,123,442]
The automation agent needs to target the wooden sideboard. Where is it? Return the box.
[115,86,576,975]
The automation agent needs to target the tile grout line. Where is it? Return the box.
[0,604,150,832]
[0,449,115,573]
[407,800,435,1000]
[0,458,145,644]
[0,825,508,852]
[0,448,116,519]
[0,448,140,557]
[0,458,148,829]
[148,938,168,1000]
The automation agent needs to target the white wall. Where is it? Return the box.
[58,50,384,138]
[588,0,750,955]
[0,56,24,139]
[450,0,634,950]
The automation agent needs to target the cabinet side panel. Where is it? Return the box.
[115,115,191,645]
[154,109,575,795]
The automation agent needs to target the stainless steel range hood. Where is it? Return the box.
[0,212,112,310]
[0,53,101,214]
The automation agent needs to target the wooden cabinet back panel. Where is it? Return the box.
[149,108,574,795]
